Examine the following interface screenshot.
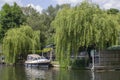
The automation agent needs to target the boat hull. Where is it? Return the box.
[25,62,50,67]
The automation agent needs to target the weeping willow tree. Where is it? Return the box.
[52,2,120,68]
[2,25,40,64]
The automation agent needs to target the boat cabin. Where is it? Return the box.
[27,54,46,61]
[25,54,50,67]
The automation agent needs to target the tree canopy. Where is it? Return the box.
[22,4,71,47]
[2,25,40,64]
[107,8,119,14]
[0,3,25,41]
[0,1,120,66]
[52,2,120,68]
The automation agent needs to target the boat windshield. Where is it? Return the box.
[41,56,45,59]
[27,56,33,60]
[37,56,46,59]
[33,58,38,60]
[38,57,41,60]
[27,55,46,60]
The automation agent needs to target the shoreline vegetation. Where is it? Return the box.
[1,61,120,72]
[0,1,120,70]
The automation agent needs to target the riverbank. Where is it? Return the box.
[1,60,120,72]
[51,61,60,68]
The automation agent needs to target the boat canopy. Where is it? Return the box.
[27,54,40,58]
[27,54,46,60]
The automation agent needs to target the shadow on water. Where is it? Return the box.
[0,65,120,80]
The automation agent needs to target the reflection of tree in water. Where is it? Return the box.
[91,71,120,80]
[95,71,120,80]
[0,65,27,80]
[91,71,95,80]
[0,65,120,80]
[25,67,46,80]
[56,69,91,80]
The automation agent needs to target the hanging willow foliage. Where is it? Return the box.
[2,25,40,64]
[52,2,120,68]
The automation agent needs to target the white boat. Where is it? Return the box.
[25,54,51,67]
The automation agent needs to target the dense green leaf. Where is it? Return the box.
[2,25,40,64]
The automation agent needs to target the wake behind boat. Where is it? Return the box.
[25,54,51,67]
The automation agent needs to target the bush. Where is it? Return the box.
[70,58,88,69]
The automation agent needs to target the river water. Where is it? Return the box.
[0,65,120,80]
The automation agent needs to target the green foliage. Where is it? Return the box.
[0,3,26,39]
[22,6,40,30]
[2,25,40,64]
[22,6,49,47]
[52,2,120,68]
[107,45,120,50]
[71,59,88,69]
[107,8,119,14]
[0,25,2,42]
[22,4,71,47]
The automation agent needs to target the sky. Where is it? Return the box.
[0,0,120,13]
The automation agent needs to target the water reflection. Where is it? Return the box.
[56,69,91,80]
[25,67,46,80]
[91,71,95,80]
[0,65,27,80]
[90,70,120,80]
[96,71,120,80]
[0,65,120,80]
